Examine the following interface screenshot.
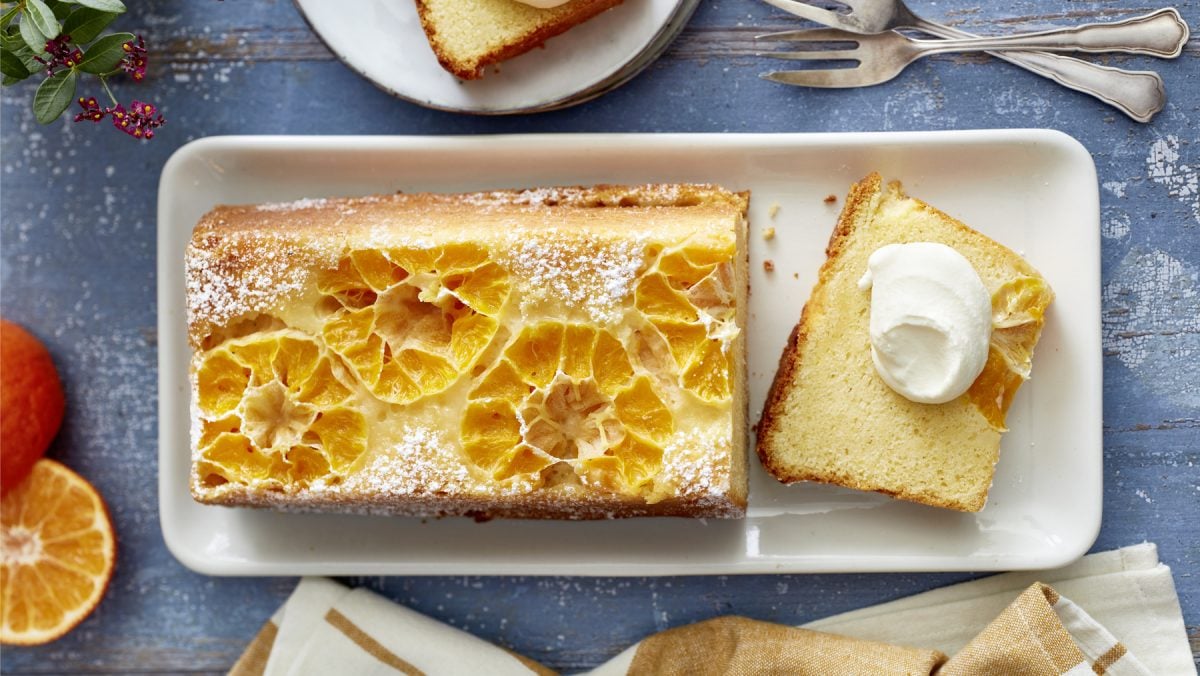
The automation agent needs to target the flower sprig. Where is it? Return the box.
[1,0,165,140]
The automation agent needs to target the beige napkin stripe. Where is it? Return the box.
[324,608,426,676]
[1091,643,1127,674]
[939,584,1088,675]
[228,619,278,676]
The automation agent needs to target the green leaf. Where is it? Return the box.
[1,5,22,27]
[60,7,117,43]
[18,12,48,52]
[76,30,130,73]
[15,45,43,72]
[0,48,29,79]
[33,67,76,123]
[48,2,75,20]
[59,0,125,13]
[0,25,25,51]
[25,0,60,40]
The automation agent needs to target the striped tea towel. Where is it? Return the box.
[230,543,1194,675]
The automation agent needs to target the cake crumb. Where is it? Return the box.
[763,260,775,272]
[792,272,799,279]
[768,203,781,219]
[824,194,837,204]
[762,227,775,241]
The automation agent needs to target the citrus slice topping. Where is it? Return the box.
[967,277,1055,430]
[636,272,699,322]
[316,247,509,404]
[1,459,115,646]
[453,235,740,497]
[193,330,368,488]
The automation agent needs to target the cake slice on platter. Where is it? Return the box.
[756,173,1053,512]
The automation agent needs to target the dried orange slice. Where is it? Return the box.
[1,459,115,645]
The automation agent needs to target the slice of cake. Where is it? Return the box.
[756,173,1053,512]
[414,0,624,80]
[186,184,749,519]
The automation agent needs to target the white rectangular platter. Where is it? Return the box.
[158,132,1101,575]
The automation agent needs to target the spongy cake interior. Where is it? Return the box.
[415,0,621,79]
[757,174,1045,512]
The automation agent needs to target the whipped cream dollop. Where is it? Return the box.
[857,242,992,404]
[514,0,569,7]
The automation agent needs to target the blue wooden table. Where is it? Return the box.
[2,0,1197,671]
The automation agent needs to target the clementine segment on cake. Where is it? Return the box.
[185,185,749,519]
[1,460,116,645]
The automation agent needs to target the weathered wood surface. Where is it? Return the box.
[1,0,1197,672]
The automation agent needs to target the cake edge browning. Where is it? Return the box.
[190,481,745,520]
[413,0,625,80]
[755,172,883,487]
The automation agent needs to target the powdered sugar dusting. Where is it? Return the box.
[337,427,477,495]
[185,230,332,338]
[254,197,329,212]
[660,429,730,499]
[500,229,645,325]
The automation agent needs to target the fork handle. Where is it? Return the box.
[916,20,1166,123]
[916,8,1189,58]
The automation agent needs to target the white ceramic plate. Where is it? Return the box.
[157,132,1102,575]
[292,0,685,114]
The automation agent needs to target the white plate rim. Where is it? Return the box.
[290,0,689,115]
[157,131,1102,576]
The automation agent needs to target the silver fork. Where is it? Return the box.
[759,9,1188,90]
[757,0,1189,122]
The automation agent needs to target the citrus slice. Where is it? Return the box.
[1,459,115,646]
[967,277,1055,430]
[682,339,733,401]
[635,273,699,322]
[317,248,508,404]
[194,330,368,488]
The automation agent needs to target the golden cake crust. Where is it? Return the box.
[414,0,624,80]
[756,173,880,488]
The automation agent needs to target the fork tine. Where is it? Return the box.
[756,0,853,31]
[755,28,863,42]
[761,69,879,88]
[758,50,862,61]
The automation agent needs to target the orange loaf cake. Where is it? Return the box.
[186,185,749,519]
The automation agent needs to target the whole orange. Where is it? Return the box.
[0,320,65,493]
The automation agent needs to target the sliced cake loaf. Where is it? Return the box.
[414,0,623,80]
[756,173,1053,512]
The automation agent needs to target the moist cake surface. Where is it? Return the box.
[186,185,749,519]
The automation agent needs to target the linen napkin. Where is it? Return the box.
[230,543,1194,675]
